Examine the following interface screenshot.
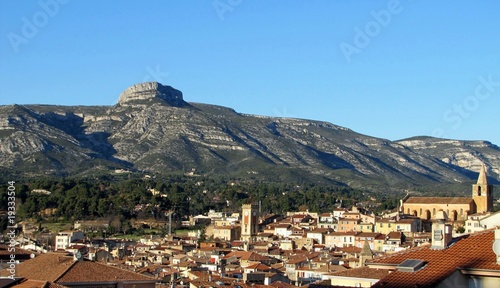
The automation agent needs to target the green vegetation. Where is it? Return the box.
[0,174,379,234]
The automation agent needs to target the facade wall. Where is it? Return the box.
[338,218,360,232]
[241,204,259,242]
[403,203,473,221]
[329,276,378,287]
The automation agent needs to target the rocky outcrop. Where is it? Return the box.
[0,84,499,189]
[117,82,185,107]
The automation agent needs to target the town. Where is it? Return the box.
[1,165,499,287]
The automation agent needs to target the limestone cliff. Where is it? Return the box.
[1,83,499,190]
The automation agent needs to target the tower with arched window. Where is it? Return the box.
[472,163,494,213]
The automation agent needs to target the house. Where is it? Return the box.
[0,252,156,288]
[382,231,405,253]
[465,210,500,234]
[285,256,309,284]
[328,266,391,287]
[333,208,347,220]
[55,231,84,250]
[307,228,334,245]
[358,222,374,232]
[74,220,109,232]
[354,232,381,250]
[324,232,358,248]
[361,213,500,287]
[317,213,338,230]
[212,225,241,241]
[274,224,292,238]
[374,217,397,234]
[338,217,361,232]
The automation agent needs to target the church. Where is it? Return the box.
[401,164,494,221]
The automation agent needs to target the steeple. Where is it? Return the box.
[477,162,488,185]
[472,162,494,213]
[359,240,373,266]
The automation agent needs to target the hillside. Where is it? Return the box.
[1,82,499,192]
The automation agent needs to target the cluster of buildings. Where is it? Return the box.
[1,165,500,287]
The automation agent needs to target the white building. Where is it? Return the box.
[465,211,500,234]
[55,230,84,250]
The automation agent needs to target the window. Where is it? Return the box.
[460,209,463,215]
[433,208,436,216]
[420,208,422,216]
[407,208,410,214]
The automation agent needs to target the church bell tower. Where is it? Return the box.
[241,204,258,243]
[472,163,493,213]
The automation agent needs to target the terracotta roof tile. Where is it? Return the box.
[0,253,75,281]
[56,261,154,283]
[404,196,473,204]
[369,229,500,288]
[0,252,154,285]
[332,266,391,279]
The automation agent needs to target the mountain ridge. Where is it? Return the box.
[1,82,499,192]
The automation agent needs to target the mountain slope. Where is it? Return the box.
[1,82,499,191]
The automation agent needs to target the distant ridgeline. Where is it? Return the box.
[0,82,499,192]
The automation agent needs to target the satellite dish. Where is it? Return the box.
[75,251,82,260]
[493,240,500,256]
[30,253,35,259]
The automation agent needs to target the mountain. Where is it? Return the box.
[1,82,499,191]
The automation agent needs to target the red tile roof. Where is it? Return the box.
[56,261,154,283]
[0,253,75,281]
[0,252,154,285]
[404,196,473,204]
[369,229,500,288]
[332,266,391,280]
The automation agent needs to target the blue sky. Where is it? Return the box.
[1,1,500,145]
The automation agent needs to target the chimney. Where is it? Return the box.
[431,210,452,250]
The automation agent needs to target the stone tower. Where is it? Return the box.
[359,240,374,266]
[472,163,494,213]
[241,204,259,243]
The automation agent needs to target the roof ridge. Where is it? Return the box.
[53,258,79,283]
[367,244,431,263]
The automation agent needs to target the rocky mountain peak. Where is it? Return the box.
[117,82,185,106]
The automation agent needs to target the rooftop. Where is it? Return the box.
[404,196,473,205]
[368,229,500,288]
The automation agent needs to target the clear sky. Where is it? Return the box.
[1,1,500,145]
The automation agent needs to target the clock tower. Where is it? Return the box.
[241,204,259,243]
